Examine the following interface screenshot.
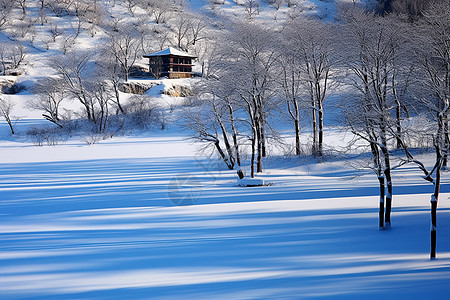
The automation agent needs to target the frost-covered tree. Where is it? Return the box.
[50,50,116,132]
[106,25,141,82]
[97,51,126,114]
[0,42,26,75]
[0,96,15,135]
[140,0,176,24]
[281,18,335,158]
[402,0,450,259]
[225,22,279,177]
[186,22,278,178]
[170,10,209,52]
[265,0,284,10]
[50,51,97,122]
[0,0,13,28]
[185,79,244,177]
[244,0,260,19]
[340,8,410,230]
[29,78,67,128]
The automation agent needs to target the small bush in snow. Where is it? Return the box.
[27,126,67,146]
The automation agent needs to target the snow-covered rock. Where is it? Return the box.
[237,177,271,187]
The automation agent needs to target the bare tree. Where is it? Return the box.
[0,1,14,28]
[406,0,450,259]
[413,1,450,168]
[29,78,67,127]
[170,11,209,52]
[186,73,244,178]
[13,0,28,17]
[50,51,97,122]
[38,0,47,25]
[266,0,284,10]
[171,12,191,52]
[0,96,15,135]
[281,18,335,158]
[97,51,126,113]
[0,42,26,75]
[125,0,139,17]
[49,22,64,42]
[107,25,141,82]
[226,22,279,177]
[244,0,260,19]
[141,0,175,24]
[340,8,410,230]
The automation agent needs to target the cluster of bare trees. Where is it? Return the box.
[338,2,449,259]
[188,17,335,178]
[28,47,164,136]
[0,42,26,76]
[1,0,448,259]
[186,1,449,258]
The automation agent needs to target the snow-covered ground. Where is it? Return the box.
[1,0,449,299]
[1,110,450,299]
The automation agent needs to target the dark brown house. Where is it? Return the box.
[143,47,196,79]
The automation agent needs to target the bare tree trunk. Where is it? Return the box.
[6,117,15,135]
[383,162,393,228]
[256,118,263,173]
[261,121,267,158]
[396,103,402,149]
[250,133,256,178]
[430,166,440,259]
[431,141,443,259]
[295,118,301,156]
[318,101,324,158]
[312,102,318,157]
[370,143,384,230]
[443,118,448,168]
[215,141,233,170]
[228,103,242,174]
[113,83,124,114]
[214,104,235,169]
[378,174,385,230]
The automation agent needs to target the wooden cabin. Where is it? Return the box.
[143,47,197,79]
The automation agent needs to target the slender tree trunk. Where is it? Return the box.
[215,141,233,170]
[396,103,402,149]
[113,83,124,114]
[431,147,442,259]
[384,166,393,228]
[6,117,14,135]
[295,118,301,156]
[250,134,256,178]
[256,119,263,173]
[380,136,393,228]
[443,118,448,168]
[229,104,241,170]
[214,103,235,168]
[378,174,385,230]
[318,101,324,158]
[260,116,266,158]
[371,143,384,230]
[312,103,318,157]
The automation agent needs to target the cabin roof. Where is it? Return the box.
[143,47,197,58]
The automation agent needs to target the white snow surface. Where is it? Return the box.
[0,0,449,299]
[1,104,450,299]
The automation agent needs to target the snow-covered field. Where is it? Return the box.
[1,0,450,299]
[1,115,450,299]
